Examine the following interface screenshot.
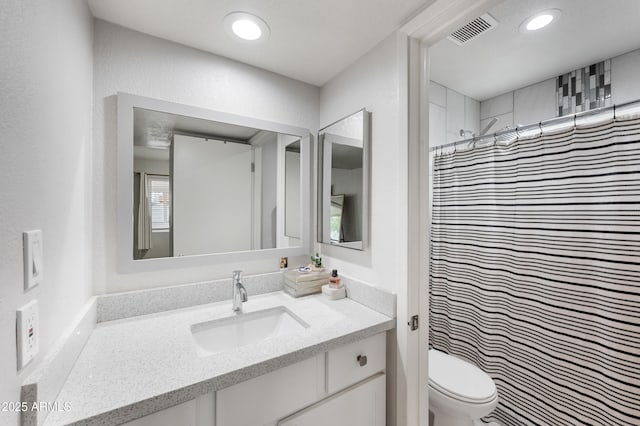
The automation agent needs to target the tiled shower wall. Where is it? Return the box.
[473,48,640,132]
[429,82,480,149]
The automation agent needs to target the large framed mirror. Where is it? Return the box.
[117,93,310,272]
[317,109,370,250]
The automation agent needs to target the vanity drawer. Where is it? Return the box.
[326,332,386,394]
[217,354,325,426]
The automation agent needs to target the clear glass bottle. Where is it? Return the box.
[330,269,341,288]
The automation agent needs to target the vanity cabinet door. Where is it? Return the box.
[216,354,325,426]
[278,373,385,426]
[120,392,215,426]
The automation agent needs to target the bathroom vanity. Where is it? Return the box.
[21,93,391,426]
[122,332,386,426]
[35,285,393,426]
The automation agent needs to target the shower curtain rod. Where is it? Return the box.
[429,98,640,153]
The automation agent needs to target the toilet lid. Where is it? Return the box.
[429,349,497,403]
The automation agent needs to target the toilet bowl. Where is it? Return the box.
[429,349,498,426]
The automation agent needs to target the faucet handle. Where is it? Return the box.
[239,285,248,302]
[232,270,242,281]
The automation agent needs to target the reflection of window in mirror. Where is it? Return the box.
[133,173,172,260]
[133,141,171,260]
[149,175,170,231]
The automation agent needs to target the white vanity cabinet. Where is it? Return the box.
[121,392,215,426]
[278,373,386,426]
[216,332,386,426]
[123,332,386,426]
[216,354,326,426]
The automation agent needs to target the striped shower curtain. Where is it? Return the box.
[429,112,640,425]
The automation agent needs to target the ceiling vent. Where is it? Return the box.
[447,13,499,46]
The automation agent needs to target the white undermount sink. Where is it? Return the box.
[191,306,309,356]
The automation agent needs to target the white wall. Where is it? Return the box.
[318,33,405,293]
[93,20,320,293]
[0,1,94,425]
[318,32,405,426]
[134,157,170,175]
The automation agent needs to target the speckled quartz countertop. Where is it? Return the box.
[43,291,395,426]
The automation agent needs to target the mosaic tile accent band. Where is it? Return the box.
[557,59,611,116]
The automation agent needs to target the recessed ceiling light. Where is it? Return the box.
[526,14,553,30]
[520,9,561,33]
[224,12,270,42]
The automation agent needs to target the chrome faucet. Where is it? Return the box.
[232,270,248,312]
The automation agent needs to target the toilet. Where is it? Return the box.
[429,349,499,426]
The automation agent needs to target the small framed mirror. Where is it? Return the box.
[317,109,370,250]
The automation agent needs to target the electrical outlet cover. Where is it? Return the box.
[23,230,43,290]
[17,300,39,370]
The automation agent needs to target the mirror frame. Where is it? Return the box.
[317,108,371,251]
[117,92,311,272]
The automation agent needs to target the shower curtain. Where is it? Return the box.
[429,112,640,425]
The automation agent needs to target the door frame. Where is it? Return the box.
[399,1,502,424]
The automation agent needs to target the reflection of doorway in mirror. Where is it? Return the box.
[173,134,253,256]
[284,139,301,239]
[330,142,363,244]
[330,195,345,242]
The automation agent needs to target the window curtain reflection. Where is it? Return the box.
[137,172,151,251]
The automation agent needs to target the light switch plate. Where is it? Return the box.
[17,300,39,369]
[23,230,43,290]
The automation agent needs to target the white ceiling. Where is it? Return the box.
[133,108,262,148]
[87,0,429,87]
[429,0,640,101]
